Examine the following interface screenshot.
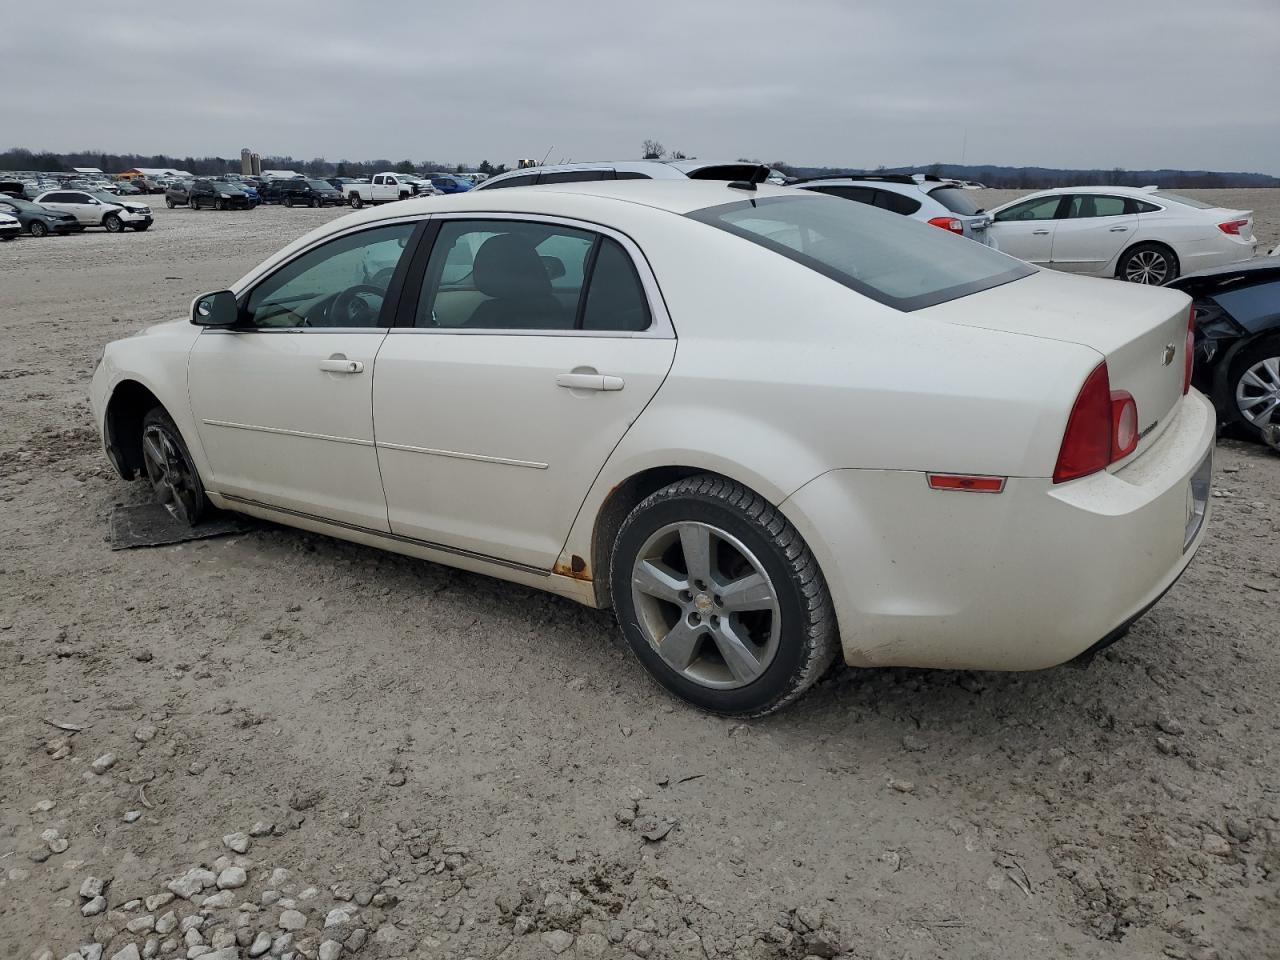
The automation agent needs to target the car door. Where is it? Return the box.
[988,195,1067,265]
[1048,194,1138,274]
[373,216,677,571]
[187,219,421,530]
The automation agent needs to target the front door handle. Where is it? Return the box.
[556,372,624,392]
[319,357,364,374]
[1109,226,1130,232]
[1032,229,1050,235]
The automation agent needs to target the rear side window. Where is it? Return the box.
[481,174,538,190]
[875,190,922,216]
[684,163,764,181]
[808,185,876,206]
[582,238,651,332]
[539,170,610,184]
[614,171,652,180]
[928,187,982,215]
[1130,199,1161,214]
[1065,195,1128,218]
[689,195,1033,311]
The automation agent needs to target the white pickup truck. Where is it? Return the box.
[343,172,420,208]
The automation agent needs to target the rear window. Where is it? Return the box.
[688,195,1032,311]
[1151,191,1214,210]
[684,164,764,182]
[928,187,983,215]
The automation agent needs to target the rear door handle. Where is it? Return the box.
[1032,229,1050,235]
[556,373,624,392]
[319,357,364,374]
[1109,226,1130,232]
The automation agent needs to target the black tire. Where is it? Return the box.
[399,191,410,201]
[1228,336,1280,441]
[192,197,201,210]
[140,407,209,526]
[284,196,294,208]
[165,197,175,209]
[215,199,226,211]
[310,197,319,208]
[609,475,838,717]
[103,213,124,233]
[29,221,49,238]
[1117,242,1179,285]
[349,194,363,209]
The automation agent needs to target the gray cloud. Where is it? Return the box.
[7,0,1279,173]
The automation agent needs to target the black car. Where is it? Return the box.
[1170,259,1280,441]
[0,179,25,197]
[188,179,251,210]
[0,196,83,237]
[261,178,345,207]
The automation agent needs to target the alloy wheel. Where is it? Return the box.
[141,424,201,524]
[1124,249,1170,284]
[1236,356,1280,427]
[630,521,781,689]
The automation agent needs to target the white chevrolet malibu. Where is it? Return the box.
[91,181,1215,716]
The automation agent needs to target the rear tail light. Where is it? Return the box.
[1054,361,1141,483]
[1184,306,1195,395]
[927,216,965,235]
[1217,218,1249,235]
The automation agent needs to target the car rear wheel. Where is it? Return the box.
[310,197,320,208]
[1118,243,1179,285]
[610,475,838,716]
[103,213,124,233]
[1231,337,1280,439]
[141,408,208,526]
[29,221,49,238]
[165,197,175,209]
[349,194,363,209]
[284,196,294,208]
[215,199,226,211]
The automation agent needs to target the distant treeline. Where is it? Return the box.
[2,147,1276,190]
[790,162,1280,190]
[0,147,506,179]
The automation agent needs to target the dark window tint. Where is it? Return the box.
[875,190,922,216]
[689,195,1033,312]
[614,171,651,180]
[1066,195,1128,218]
[539,170,609,184]
[581,238,651,332]
[809,185,876,205]
[243,223,415,329]
[1130,199,1161,214]
[482,174,538,190]
[994,196,1064,222]
[416,220,594,329]
[684,163,764,181]
[928,187,982,215]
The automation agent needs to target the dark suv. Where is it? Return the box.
[261,179,345,207]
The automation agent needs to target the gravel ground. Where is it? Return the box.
[1,192,1278,960]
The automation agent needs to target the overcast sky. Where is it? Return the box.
[8,0,1279,173]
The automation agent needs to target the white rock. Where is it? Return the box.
[318,941,342,960]
[541,930,575,954]
[198,951,240,960]
[168,867,217,900]
[201,890,236,909]
[122,811,142,824]
[298,886,320,900]
[209,928,236,949]
[187,948,211,960]
[60,952,84,960]
[145,893,174,912]
[91,754,117,775]
[268,868,290,887]
[80,876,104,899]
[278,909,307,931]
[80,896,106,917]
[109,945,141,960]
[185,930,204,948]
[247,931,272,957]
[324,906,355,928]
[155,911,178,935]
[216,867,247,890]
[222,833,250,855]
[249,821,273,837]
[126,914,156,933]
[180,914,205,932]
[33,799,57,812]
[81,947,103,960]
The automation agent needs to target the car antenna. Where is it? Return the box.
[538,145,555,167]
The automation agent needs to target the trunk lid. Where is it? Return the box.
[921,269,1192,460]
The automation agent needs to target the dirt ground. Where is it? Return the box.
[1,191,1278,960]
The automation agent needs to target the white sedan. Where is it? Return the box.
[988,186,1256,284]
[91,182,1215,715]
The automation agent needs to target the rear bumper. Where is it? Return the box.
[780,390,1216,671]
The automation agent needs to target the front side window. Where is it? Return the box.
[690,195,1033,311]
[242,223,416,329]
[994,196,1064,222]
[415,220,651,332]
[1065,195,1128,218]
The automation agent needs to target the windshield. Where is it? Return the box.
[929,187,983,215]
[307,180,335,190]
[688,194,1033,311]
[1151,191,1215,210]
[88,192,124,204]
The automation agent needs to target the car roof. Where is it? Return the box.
[479,159,766,188]
[1015,185,1162,198]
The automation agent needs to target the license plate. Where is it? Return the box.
[1183,450,1212,552]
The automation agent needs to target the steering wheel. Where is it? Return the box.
[327,284,388,327]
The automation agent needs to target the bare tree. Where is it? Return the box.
[669,149,687,160]
[642,140,665,160]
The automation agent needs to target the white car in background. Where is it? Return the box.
[794,174,998,247]
[988,186,1256,284]
[90,181,1214,716]
[36,189,153,232]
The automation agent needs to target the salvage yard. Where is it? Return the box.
[2,192,1279,960]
